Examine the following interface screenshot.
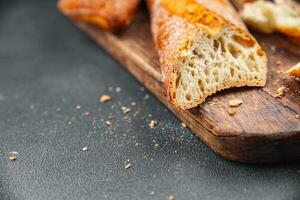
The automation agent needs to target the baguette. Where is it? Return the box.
[147,0,267,109]
[58,0,140,32]
[239,0,300,43]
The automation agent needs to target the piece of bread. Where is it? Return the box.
[240,0,300,42]
[58,0,140,32]
[286,62,300,80]
[147,0,268,109]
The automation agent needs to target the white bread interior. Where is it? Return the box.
[173,25,267,109]
[240,0,300,34]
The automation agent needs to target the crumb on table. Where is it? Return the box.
[100,95,112,103]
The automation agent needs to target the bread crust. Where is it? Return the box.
[58,0,140,32]
[286,62,300,79]
[148,0,267,109]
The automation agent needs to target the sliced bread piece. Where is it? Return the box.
[240,0,300,42]
[148,0,268,109]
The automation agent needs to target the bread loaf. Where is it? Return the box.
[58,0,140,32]
[148,0,268,109]
[239,0,300,43]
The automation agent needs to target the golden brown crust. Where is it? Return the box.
[58,0,140,32]
[286,63,300,78]
[148,0,266,109]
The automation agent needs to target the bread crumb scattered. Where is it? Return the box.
[276,60,282,66]
[227,108,237,116]
[10,154,17,161]
[149,120,158,128]
[228,99,243,107]
[100,95,112,103]
[131,101,137,106]
[75,105,81,111]
[122,107,131,114]
[150,191,155,196]
[275,86,285,98]
[124,163,132,170]
[83,112,91,116]
[169,194,175,200]
[105,120,112,127]
[154,143,160,148]
[181,122,187,128]
[82,146,88,151]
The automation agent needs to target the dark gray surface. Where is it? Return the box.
[0,0,300,199]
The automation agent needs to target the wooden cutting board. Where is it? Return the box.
[76,9,300,163]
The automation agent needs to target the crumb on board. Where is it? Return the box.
[169,194,175,200]
[122,107,131,114]
[131,101,137,106]
[154,143,160,148]
[82,146,88,151]
[150,191,155,196]
[83,112,91,116]
[100,95,112,103]
[276,60,282,66]
[75,105,81,111]
[227,108,237,116]
[10,154,17,161]
[124,163,132,170]
[228,99,243,107]
[275,86,285,98]
[181,122,187,128]
[149,120,158,128]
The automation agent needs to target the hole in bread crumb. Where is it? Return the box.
[213,40,220,50]
[219,37,226,52]
[204,68,209,75]
[191,70,196,77]
[173,92,176,99]
[192,49,203,58]
[230,68,235,77]
[198,79,204,92]
[185,94,191,101]
[175,73,181,88]
[228,44,241,58]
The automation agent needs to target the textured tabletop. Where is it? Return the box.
[0,0,300,200]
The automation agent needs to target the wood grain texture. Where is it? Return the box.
[76,9,300,163]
